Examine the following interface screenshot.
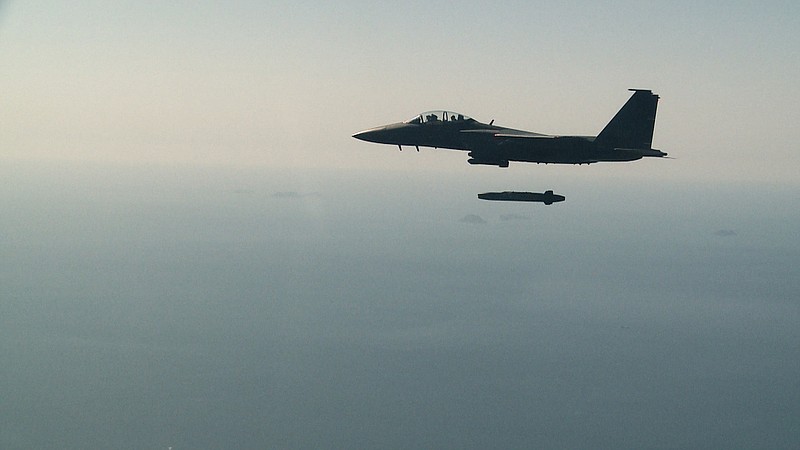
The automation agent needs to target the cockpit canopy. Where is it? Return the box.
[404,111,473,124]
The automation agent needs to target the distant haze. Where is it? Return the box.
[2,161,799,448]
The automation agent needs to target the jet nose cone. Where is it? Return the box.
[351,130,369,141]
[352,127,384,143]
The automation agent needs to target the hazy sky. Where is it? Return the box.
[2,2,800,449]
[2,1,800,181]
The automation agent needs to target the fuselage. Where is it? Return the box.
[352,91,667,167]
[353,112,664,166]
[352,116,658,165]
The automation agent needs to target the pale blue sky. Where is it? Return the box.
[2,1,799,182]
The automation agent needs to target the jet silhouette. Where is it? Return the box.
[353,89,666,167]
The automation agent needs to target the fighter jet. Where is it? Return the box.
[353,89,666,167]
[478,190,565,205]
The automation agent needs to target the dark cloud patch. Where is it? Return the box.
[273,191,303,199]
[459,214,487,224]
[500,213,530,221]
[272,191,320,199]
[714,229,737,237]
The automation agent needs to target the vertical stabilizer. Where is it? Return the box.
[595,89,659,150]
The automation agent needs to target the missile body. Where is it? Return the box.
[478,190,565,205]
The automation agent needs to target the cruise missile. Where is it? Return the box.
[477,190,565,205]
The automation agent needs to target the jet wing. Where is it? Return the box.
[460,128,597,165]
[493,133,557,139]
[460,129,555,139]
